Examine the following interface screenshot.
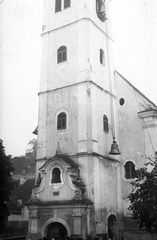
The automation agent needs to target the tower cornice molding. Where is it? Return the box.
[41,17,114,42]
[38,80,116,99]
[36,151,120,163]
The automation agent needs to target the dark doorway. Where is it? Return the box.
[108,214,118,240]
[47,222,68,240]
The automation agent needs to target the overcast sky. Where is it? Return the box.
[0,0,157,157]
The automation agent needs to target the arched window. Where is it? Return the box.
[124,161,135,179]
[51,168,61,183]
[100,49,105,65]
[57,46,67,63]
[103,114,109,132]
[57,112,66,130]
[55,0,62,13]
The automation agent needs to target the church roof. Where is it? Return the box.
[115,70,157,109]
[11,156,35,175]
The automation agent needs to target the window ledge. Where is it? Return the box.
[57,61,68,66]
[50,182,64,190]
[122,176,135,182]
[56,129,68,134]
[100,63,106,68]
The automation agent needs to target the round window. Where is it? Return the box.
[119,98,125,106]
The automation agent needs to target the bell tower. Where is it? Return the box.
[28,1,122,239]
[37,0,117,166]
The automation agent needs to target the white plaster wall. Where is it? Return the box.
[37,94,47,159]
[99,159,118,211]
[77,154,119,226]
[115,72,149,201]
[46,87,78,156]
[144,127,157,156]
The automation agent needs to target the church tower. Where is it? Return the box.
[27,1,123,239]
[37,0,117,163]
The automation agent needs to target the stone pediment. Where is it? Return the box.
[39,154,78,171]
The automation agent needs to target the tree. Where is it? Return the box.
[0,140,16,233]
[128,154,157,233]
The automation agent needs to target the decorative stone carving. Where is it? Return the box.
[35,172,42,187]
[30,171,46,203]
[69,168,86,199]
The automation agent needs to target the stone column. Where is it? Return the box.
[87,209,90,236]
[29,207,39,233]
[72,208,82,236]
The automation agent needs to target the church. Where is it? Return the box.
[26,1,157,240]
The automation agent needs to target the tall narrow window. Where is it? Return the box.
[100,49,105,65]
[51,168,61,183]
[57,112,66,130]
[64,0,70,9]
[55,0,62,13]
[124,161,135,179]
[57,46,67,63]
[103,114,109,132]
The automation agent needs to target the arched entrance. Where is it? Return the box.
[108,214,118,240]
[47,222,68,240]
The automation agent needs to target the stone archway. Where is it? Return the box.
[108,214,118,240]
[42,218,71,239]
[47,222,68,240]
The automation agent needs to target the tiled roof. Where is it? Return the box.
[11,156,35,175]
[8,179,35,210]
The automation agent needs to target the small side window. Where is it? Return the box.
[124,161,135,179]
[100,49,105,66]
[64,0,70,9]
[103,114,109,132]
[55,0,62,13]
[57,46,67,63]
[57,112,66,130]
